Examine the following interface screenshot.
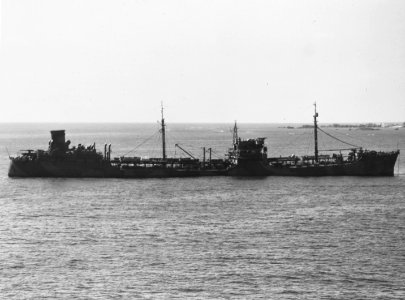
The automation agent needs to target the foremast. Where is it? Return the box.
[233,121,239,146]
[161,104,166,161]
[314,102,319,163]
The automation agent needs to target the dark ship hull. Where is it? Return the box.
[228,151,399,177]
[8,110,230,178]
[8,140,399,178]
[7,106,400,178]
[227,104,400,177]
[9,153,399,178]
[8,159,227,178]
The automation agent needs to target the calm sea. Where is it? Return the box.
[0,123,404,299]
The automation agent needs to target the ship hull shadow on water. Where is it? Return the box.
[8,105,400,178]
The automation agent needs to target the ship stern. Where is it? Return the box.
[8,159,43,177]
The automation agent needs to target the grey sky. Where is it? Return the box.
[0,0,404,123]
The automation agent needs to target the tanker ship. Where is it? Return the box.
[8,107,229,178]
[8,105,399,178]
[227,104,399,176]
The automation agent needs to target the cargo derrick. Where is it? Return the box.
[8,106,400,178]
[227,105,399,176]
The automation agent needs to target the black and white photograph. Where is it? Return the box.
[0,0,404,298]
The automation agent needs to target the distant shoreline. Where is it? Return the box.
[279,122,404,130]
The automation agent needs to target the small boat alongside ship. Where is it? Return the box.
[8,105,399,178]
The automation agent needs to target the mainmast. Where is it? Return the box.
[313,102,319,163]
[233,121,239,146]
[161,103,166,160]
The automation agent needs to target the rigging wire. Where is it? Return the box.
[209,149,223,159]
[304,130,313,155]
[165,129,188,156]
[156,132,164,157]
[269,128,311,156]
[148,130,164,158]
[319,128,344,152]
[5,147,11,158]
[397,141,400,175]
[319,131,327,153]
[165,128,202,159]
[317,127,360,148]
[177,144,198,158]
[165,131,187,158]
[321,126,370,146]
[163,129,174,157]
[121,131,160,157]
[149,133,158,158]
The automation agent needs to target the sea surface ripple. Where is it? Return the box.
[0,123,404,299]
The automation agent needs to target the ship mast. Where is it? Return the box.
[233,121,239,146]
[161,103,166,160]
[313,102,319,163]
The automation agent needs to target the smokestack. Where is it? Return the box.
[50,130,66,152]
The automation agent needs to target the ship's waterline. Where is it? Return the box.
[7,107,400,177]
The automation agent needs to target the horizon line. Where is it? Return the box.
[0,121,404,125]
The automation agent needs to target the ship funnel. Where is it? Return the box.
[50,130,66,152]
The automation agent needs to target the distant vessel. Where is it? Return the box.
[227,104,399,176]
[8,105,399,178]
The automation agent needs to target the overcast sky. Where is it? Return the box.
[0,0,404,123]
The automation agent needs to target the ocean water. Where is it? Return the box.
[0,123,404,299]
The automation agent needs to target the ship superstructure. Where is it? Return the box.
[8,107,229,178]
[8,105,399,178]
[228,104,400,176]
